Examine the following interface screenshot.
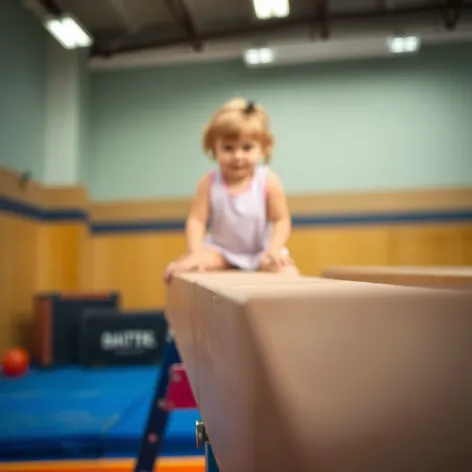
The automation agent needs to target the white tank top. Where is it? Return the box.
[205,165,271,270]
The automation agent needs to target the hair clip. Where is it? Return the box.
[245,100,256,114]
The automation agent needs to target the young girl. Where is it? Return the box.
[163,98,299,283]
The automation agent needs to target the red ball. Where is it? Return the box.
[2,347,30,377]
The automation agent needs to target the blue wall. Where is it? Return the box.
[0,0,47,181]
[88,41,472,201]
[1,0,471,199]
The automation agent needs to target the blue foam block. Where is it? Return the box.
[0,366,200,461]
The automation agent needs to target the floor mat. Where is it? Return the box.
[0,366,201,461]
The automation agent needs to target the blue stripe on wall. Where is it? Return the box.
[0,197,43,220]
[1,196,471,234]
[0,197,87,222]
[92,220,186,234]
[292,210,472,226]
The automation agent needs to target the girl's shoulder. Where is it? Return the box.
[263,166,282,188]
[197,169,218,185]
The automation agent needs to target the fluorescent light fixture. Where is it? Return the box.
[387,35,421,54]
[244,47,275,66]
[45,15,93,49]
[253,0,290,20]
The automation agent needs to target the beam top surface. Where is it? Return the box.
[322,265,472,289]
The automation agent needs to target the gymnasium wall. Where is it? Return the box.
[43,39,90,185]
[87,41,472,200]
[0,168,88,354]
[82,40,471,337]
[0,0,47,180]
[1,163,471,355]
[1,1,472,356]
[79,46,91,184]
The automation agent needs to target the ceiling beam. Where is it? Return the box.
[36,0,61,15]
[382,0,397,11]
[106,0,140,33]
[317,0,330,39]
[165,0,203,51]
[443,0,465,29]
[92,3,472,57]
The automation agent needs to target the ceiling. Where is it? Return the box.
[35,0,472,57]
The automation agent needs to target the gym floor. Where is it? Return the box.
[0,366,203,471]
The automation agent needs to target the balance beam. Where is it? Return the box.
[321,266,472,290]
[166,272,472,472]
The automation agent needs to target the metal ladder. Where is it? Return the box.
[134,332,219,472]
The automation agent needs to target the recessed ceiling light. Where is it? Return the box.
[243,47,275,66]
[44,14,93,50]
[253,0,290,20]
[387,35,421,54]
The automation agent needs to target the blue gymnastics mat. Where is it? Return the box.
[0,366,201,462]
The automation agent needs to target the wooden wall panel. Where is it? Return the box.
[0,169,90,354]
[1,164,471,354]
[388,225,465,266]
[35,223,88,292]
[91,232,186,309]
[0,215,38,354]
[463,225,472,265]
[89,224,469,302]
[288,227,391,276]
[79,227,93,291]
[0,216,10,354]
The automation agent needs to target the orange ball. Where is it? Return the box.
[2,347,30,377]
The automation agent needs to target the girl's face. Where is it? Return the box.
[214,135,263,181]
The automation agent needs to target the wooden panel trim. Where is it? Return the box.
[91,187,472,222]
[0,167,88,212]
[0,197,88,222]
[1,166,472,232]
[0,167,46,206]
[90,209,472,235]
[2,194,472,232]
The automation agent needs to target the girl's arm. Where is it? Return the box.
[266,169,292,253]
[185,173,211,254]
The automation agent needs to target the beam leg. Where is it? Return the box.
[133,332,181,472]
[196,421,220,472]
[205,443,220,472]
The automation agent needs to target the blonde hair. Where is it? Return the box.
[203,98,274,163]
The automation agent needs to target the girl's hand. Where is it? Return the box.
[163,252,204,284]
[259,247,292,271]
